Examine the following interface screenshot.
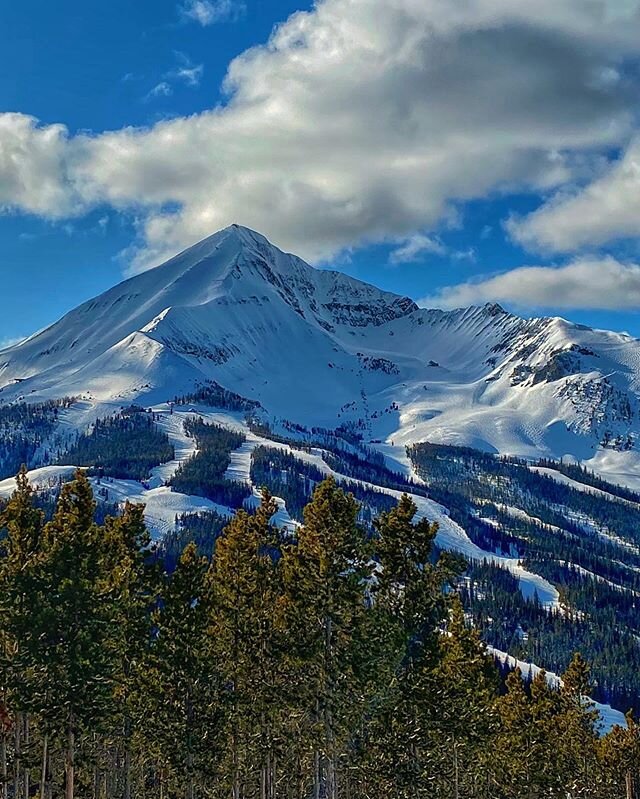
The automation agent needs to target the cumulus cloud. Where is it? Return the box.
[180,0,245,26]
[2,0,640,270]
[425,257,640,311]
[0,114,79,217]
[509,136,640,253]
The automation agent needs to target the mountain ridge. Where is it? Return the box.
[2,224,640,486]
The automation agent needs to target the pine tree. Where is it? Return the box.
[492,667,564,798]
[101,501,157,799]
[598,711,640,799]
[428,597,498,799]
[143,541,220,799]
[0,466,45,799]
[281,477,372,799]
[27,471,116,799]
[208,489,287,799]
[360,494,464,798]
[557,653,600,798]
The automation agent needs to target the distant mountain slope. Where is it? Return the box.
[2,224,640,482]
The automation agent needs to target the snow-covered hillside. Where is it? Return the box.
[2,230,639,726]
[2,223,640,482]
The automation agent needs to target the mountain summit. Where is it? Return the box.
[2,225,640,475]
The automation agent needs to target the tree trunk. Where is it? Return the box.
[1,729,7,799]
[123,717,132,799]
[260,711,267,799]
[39,734,48,799]
[313,705,321,799]
[65,719,75,799]
[233,723,240,799]
[324,615,336,799]
[23,715,29,799]
[627,770,635,799]
[453,739,460,799]
[13,713,21,799]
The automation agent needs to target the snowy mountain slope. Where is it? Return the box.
[3,228,639,722]
[2,224,640,482]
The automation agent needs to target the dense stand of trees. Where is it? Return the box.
[1,468,639,798]
[173,382,262,414]
[534,458,640,504]
[321,448,426,496]
[154,510,229,571]
[459,560,640,712]
[60,409,174,481]
[249,446,397,523]
[409,442,640,708]
[0,399,76,480]
[169,419,251,508]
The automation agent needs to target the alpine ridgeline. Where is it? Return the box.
[2,224,640,478]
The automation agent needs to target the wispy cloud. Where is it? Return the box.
[145,54,204,101]
[168,52,204,87]
[145,81,173,102]
[389,234,446,264]
[180,0,246,26]
[174,63,203,87]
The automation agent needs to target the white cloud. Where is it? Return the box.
[509,136,640,253]
[180,0,245,26]
[389,234,446,264]
[452,247,477,263]
[2,0,640,270]
[0,114,79,217]
[425,257,640,311]
[145,81,173,101]
[174,63,203,87]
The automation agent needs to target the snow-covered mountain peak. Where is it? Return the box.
[4,225,640,475]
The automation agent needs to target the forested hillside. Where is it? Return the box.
[0,399,76,480]
[59,407,174,481]
[1,469,638,799]
[408,443,640,712]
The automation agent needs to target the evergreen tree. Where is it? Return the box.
[557,653,600,797]
[0,466,45,799]
[360,495,463,798]
[492,667,564,798]
[598,711,640,799]
[0,470,636,797]
[27,470,116,799]
[208,489,287,799]
[143,541,220,798]
[281,478,372,799]
[101,502,157,799]
[428,597,498,799]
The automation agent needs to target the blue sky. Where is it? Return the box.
[1,0,640,346]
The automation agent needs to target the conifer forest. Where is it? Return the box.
[1,468,639,799]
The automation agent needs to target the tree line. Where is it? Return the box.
[1,468,639,798]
